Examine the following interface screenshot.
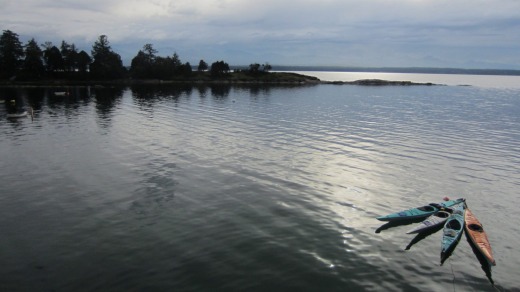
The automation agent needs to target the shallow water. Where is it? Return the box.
[1,83,519,291]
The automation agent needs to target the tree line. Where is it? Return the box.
[0,29,271,81]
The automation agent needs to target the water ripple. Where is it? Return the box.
[0,85,517,291]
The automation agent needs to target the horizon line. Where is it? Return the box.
[260,65,520,76]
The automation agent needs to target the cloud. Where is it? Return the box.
[1,0,520,68]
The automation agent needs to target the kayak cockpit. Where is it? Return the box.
[418,205,436,212]
[446,220,461,229]
[468,223,483,232]
[435,211,451,218]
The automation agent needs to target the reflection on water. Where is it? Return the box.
[0,84,518,291]
[465,232,494,285]
[93,87,124,129]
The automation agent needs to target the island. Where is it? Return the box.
[0,30,438,87]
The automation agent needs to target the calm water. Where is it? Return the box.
[1,78,519,291]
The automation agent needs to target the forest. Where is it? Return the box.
[0,29,273,82]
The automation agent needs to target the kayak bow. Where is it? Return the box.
[377,198,465,222]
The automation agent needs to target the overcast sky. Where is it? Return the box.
[1,0,519,69]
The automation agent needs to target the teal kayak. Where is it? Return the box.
[440,203,466,263]
[376,198,465,222]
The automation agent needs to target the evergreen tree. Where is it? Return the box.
[130,50,149,78]
[130,48,189,79]
[171,52,182,73]
[249,63,261,74]
[197,59,208,72]
[42,43,64,73]
[90,35,126,79]
[76,50,91,74]
[178,62,192,77]
[21,38,45,79]
[142,43,157,62]
[0,30,24,79]
[210,60,230,78]
[130,44,157,79]
[61,40,78,72]
[154,56,174,79]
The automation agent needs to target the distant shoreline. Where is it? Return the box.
[6,66,519,88]
[272,66,520,76]
[0,72,440,87]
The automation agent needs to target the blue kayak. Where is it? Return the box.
[376,198,465,222]
[440,203,466,263]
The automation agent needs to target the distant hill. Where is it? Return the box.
[270,66,520,76]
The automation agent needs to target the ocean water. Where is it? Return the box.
[1,78,519,291]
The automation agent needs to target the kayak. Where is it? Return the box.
[441,203,465,263]
[406,209,453,234]
[376,198,465,222]
[465,207,496,266]
[6,111,28,118]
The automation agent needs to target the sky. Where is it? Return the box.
[1,0,520,69]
